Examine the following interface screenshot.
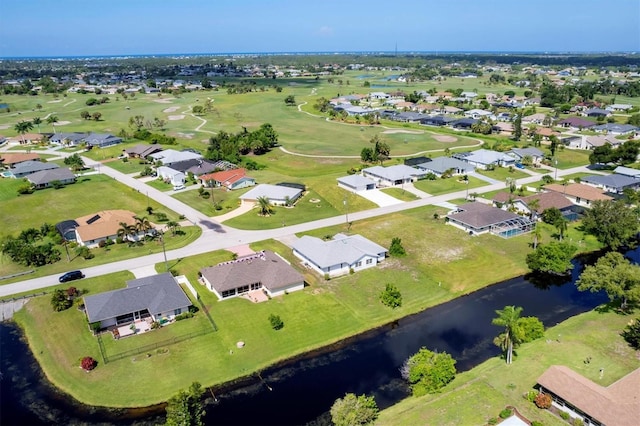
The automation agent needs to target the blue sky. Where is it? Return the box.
[1,0,639,57]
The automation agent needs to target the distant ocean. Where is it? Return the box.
[0,50,635,61]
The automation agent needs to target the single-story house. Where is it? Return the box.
[74,209,143,248]
[508,147,544,165]
[558,117,597,130]
[0,152,41,167]
[581,174,640,194]
[84,133,122,148]
[292,233,387,278]
[333,104,378,116]
[493,122,514,134]
[415,156,475,176]
[392,111,425,122]
[446,202,534,238]
[49,132,88,147]
[362,165,426,187]
[420,115,456,127]
[10,132,44,144]
[451,118,478,130]
[537,366,640,426]
[6,160,58,178]
[27,167,76,189]
[544,183,613,207]
[123,144,163,159]
[200,168,255,190]
[156,166,186,187]
[492,191,576,220]
[453,149,516,169]
[613,166,640,179]
[149,149,203,166]
[240,184,302,206]
[184,160,223,177]
[591,123,637,135]
[200,250,304,300]
[464,109,494,120]
[606,103,633,112]
[404,156,431,167]
[84,272,192,328]
[521,113,546,125]
[583,108,611,118]
[337,174,376,192]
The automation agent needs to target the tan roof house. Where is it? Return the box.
[545,183,612,208]
[0,152,40,167]
[537,366,640,426]
[74,210,141,248]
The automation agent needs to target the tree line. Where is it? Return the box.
[205,123,278,163]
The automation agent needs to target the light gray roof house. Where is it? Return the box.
[415,156,475,175]
[454,149,516,168]
[613,166,640,179]
[27,168,76,188]
[362,165,426,184]
[84,133,123,148]
[9,161,59,178]
[50,132,88,146]
[292,233,387,270]
[200,250,304,298]
[447,202,533,237]
[240,184,302,204]
[509,147,544,160]
[337,174,376,192]
[581,174,640,193]
[149,149,203,166]
[83,273,192,324]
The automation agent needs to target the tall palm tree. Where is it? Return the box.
[134,216,152,234]
[32,116,42,133]
[531,223,542,250]
[492,305,524,364]
[166,220,180,236]
[256,196,273,216]
[46,115,58,133]
[14,120,34,144]
[117,222,136,242]
[554,217,568,241]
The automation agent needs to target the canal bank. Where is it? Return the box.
[4,246,634,425]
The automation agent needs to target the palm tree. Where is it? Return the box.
[531,223,542,250]
[492,305,524,364]
[47,115,59,133]
[117,222,136,242]
[554,217,568,241]
[166,220,180,236]
[32,116,42,133]
[527,198,540,220]
[14,120,34,144]
[134,216,152,234]
[256,196,273,216]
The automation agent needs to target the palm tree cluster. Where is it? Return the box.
[117,216,154,244]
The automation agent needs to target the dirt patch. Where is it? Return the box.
[0,125,9,130]
[381,129,424,135]
[163,106,180,113]
[55,121,71,126]
[47,99,62,103]
[168,115,185,121]
[176,132,194,139]
[153,98,175,104]
[433,135,458,143]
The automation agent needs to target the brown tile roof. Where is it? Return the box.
[200,168,247,187]
[545,183,613,202]
[10,133,43,141]
[75,210,137,242]
[200,250,304,293]
[449,201,522,228]
[537,366,640,426]
[521,192,574,212]
[535,127,559,137]
[0,152,40,166]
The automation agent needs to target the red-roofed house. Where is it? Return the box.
[199,168,255,190]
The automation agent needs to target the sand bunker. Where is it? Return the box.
[433,135,458,142]
[0,125,10,130]
[381,129,424,134]
[177,132,195,139]
[168,115,185,121]
[153,98,174,104]
[163,106,180,113]
[55,121,71,126]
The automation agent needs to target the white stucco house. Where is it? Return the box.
[292,233,387,278]
[362,164,426,187]
[240,184,302,205]
[337,175,376,192]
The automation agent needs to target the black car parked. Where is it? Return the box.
[59,270,85,283]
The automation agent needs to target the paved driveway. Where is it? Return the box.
[355,189,403,207]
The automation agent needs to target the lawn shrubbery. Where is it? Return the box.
[80,356,97,371]
[380,283,402,308]
[269,314,284,330]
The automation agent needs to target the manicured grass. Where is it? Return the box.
[414,175,486,196]
[376,308,640,426]
[13,203,564,407]
[172,186,246,216]
[476,166,529,181]
[554,149,592,169]
[379,187,419,201]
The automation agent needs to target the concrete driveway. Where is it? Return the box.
[355,189,403,207]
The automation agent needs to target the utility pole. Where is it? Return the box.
[343,196,349,228]
[554,158,558,181]
[160,232,169,272]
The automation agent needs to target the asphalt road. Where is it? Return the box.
[0,147,599,298]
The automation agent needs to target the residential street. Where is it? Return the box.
[0,144,598,298]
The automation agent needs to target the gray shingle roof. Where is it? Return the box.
[27,168,75,185]
[11,161,58,176]
[292,234,387,269]
[448,202,523,228]
[582,174,640,190]
[510,147,544,158]
[200,250,304,293]
[416,157,474,174]
[337,174,376,187]
[83,273,191,323]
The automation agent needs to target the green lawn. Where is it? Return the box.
[414,175,486,196]
[376,308,640,426]
[379,187,419,201]
[476,166,529,181]
[13,203,564,407]
[554,149,592,169]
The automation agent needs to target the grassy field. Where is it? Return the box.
[414,175,486,196]
[12,202,579,407]
[376,308,640,426]
[380,187,419,201]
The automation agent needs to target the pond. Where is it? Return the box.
[3,247,637,425]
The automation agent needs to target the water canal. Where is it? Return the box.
[2,247,637,425]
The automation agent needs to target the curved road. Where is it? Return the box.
[0,144,595,298]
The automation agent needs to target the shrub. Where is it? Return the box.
[151,321,161,329]
[175,312,194,321]
[330,393,378,426]
[66,286,78,298]
[559,411,570,421]
[380,283,402,308]
[51,289,72,311]
[499,408,513,419]
[389,237,406,257]
[573,418,584,426]
[269,314,284,330]
[401,348,456,396]
[80,356,97,371]
[487,418,498,425]
[90,322,101,333]
[621,318,640,349]
[525,390,538,402]
[535,393,552,409]
[531,422,544,426]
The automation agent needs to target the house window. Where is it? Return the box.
[355,261,362,267]
[366,258,373,265]
[174,308,181,315]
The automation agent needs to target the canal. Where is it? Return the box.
[3,247,637,425]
